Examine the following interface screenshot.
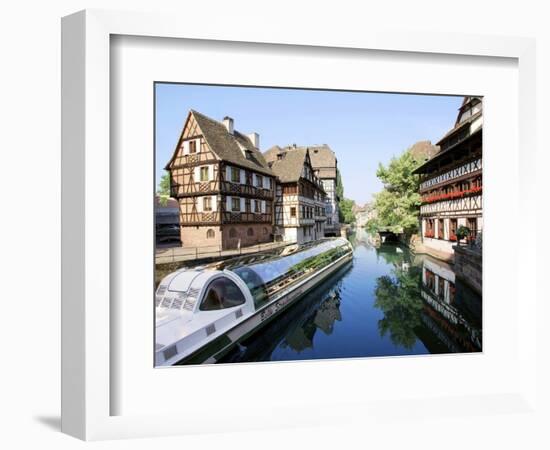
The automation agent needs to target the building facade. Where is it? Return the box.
[414,97,483,258]
[264,146,327,244]
[165,110,275,250]
[265,144,340,237]
[353,202,376,228]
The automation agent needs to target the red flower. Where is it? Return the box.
[422,185,482,204]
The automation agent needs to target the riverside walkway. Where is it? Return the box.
[156,241,293,265]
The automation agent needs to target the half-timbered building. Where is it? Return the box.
[413,97,483,258]
[165,110,275,250]
[264,146,327,244]
[307,145,340,236]
[265,144,339,237]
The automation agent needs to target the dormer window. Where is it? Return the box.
[237,141,249,158]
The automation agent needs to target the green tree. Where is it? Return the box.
[374,266,423,349]
[339,198,356,224]
[372,149,422,235]
[157,172,171,206]
[336,168,344,202]
[335,168,355,224]
[336,168,347,223]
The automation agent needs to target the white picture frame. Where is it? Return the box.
[61,9,539,441]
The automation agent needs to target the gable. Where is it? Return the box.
[165,111,216,170]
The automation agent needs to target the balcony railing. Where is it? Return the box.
[171,180,274,199]
[421,186,482,204]
[180,211,221,225]
[220,181,274,199]
[171,180,219,197]
[419,158,482,192]
[223,212,272,224]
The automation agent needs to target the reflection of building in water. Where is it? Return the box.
[352,227,377,248]
[220,273,348,363]
[419,256,482,352]
[283,291,342,352]
[313,295,342,334]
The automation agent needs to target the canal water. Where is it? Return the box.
[220,228,482,363]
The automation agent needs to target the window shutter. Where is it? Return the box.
[183,141,189,155]
[263,177,269,189]
[226,166,231,181]
[196,197,203,212]
[252,173,256,186]
[211,195,217,211]
[226,196,232,211]
[194,166,200,182]
[240,169,245,184]
[261,200,266,213]
[240,197,245,211]
[195,138,201,153]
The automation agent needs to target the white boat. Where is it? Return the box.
[155,237,354,365]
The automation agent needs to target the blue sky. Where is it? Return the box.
[155,84,462,205]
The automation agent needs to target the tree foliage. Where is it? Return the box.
[336,168,344,202]
[335,168,355,224]
[339,198,356,224]
[374,266,423,349]
[371,149,422,234]
[157,172,171,206]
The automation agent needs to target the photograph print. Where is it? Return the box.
[154,84,483,366]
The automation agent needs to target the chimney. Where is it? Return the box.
[247,132,260,149]
[223,116,234,134]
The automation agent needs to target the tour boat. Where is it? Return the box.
[155,237,353,366]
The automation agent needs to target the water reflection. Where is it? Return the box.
[220,228,481,363]
[374,242,482,353]
[222,267,348,362]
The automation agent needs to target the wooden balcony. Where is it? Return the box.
[419,158,482,193]
[171,180,219,197]
[220,181,274,199]
[180,211,221,225]
[222,212,272,224]
[171,180,274,199]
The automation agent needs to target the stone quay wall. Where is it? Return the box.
[453,245,482,294]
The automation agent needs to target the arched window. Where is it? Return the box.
[229,228,238,238]
[199,277,246,311]
[247,227,254,237]
[206,229,215,239]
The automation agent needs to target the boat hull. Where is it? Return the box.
[174,252,353,365]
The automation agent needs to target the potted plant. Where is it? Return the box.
[455,225,470,245]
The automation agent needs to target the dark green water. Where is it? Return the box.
[220,228,482,363]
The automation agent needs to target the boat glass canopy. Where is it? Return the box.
[230,238,352,309]
[199,277,247,311]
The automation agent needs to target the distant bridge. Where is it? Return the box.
[377,227,402,243]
